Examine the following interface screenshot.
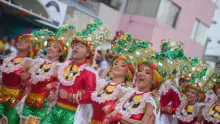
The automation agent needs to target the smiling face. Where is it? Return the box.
[137,65,154,90]
[72,42,89,61]
[186,88,199,103]
[17,39,31,52]
[47,42,62,60]
[111,59,128,79]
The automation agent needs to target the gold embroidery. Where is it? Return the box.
[0,85,22,103]
[122,93,143,112]
[90,119,102,124]
[35,63,51,76]
[180,104,194,117]
[208,104,220,119]
[6,57,23,68]
[63,65,79,81]
[26,116,40,124]
[56,102,77,111]
[97,84,117,98]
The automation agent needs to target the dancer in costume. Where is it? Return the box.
[90,32,136,124]
[0,33,39,124]
[175,60,211,124]
[201,72,220,124]
[41,20,110,124]
[156,39,188,124]
[21,29,70,124]
[104,56,162,124]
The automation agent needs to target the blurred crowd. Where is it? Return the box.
[0,36,17,57]
[95,49,111,80]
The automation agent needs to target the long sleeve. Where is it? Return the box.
[160,89,173,107]
[79,72,96,104]
[160,88,181,114]
[171,91,181,114]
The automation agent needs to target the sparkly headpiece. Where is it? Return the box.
[154,39,188,81]
[181,58,216,101]
[111,31,155,86]
[18,34,39,58]
[212,72,220,94]
[110,31,134,84]
[54,24,78,60]
[72,20,111,57]
[56,24,78,45]
[160,39,186,60]
[31,29,55,48]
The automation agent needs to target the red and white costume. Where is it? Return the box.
[90,81,131,123]
[175,100,202,124]
[159,79,182,124]
[57,60,97,124]
[202,101,220,124]
[113,89,161,124]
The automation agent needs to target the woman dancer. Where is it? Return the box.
[104,57,162,124]
[0,33,39,124]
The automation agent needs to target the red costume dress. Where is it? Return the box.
[159,79,181,124]
[90,81,130,123]
[41,60,96,124]
[22,58,58,123]
[0,56,31,124]
[202,101,220,124]
[175,100,201,124]
[113,90,161,124]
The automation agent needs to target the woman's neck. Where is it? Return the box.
[138,84,152,93]
[112,76,125,84]
[74,58,86,64]
[188,100,197,105]
[47,56,58,62]
[17,50,28,57]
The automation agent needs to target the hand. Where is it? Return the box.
[32,78,39,85]
[59,89,68,99]
[102,118,110,124]
[46,83,52,90]
[102,105,111,114]
[75,90,85,104]
[72,94,76,103]
[20,72,30,81]
[106,110,119,120]
[165,106,172,114]
[46,82,58,90]
[48,92,56,102]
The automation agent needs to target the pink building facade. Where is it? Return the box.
[117,0,215,58]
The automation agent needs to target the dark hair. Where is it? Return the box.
[179,77,185,84]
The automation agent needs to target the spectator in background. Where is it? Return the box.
[9,38,17,56]
[3,38,17,56]
[97,49,111,79]
[0,36,8,54]
[96,50,103,66]
[3,36,9,52]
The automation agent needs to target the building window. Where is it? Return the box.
[125,0,161,17]
[156,0,180,28]
[212,0,217,4]
[191,19,208,45]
